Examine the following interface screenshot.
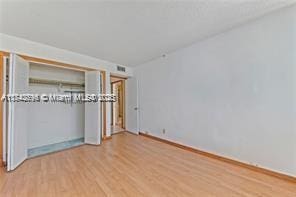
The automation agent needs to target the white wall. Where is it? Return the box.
[0,33,133,76]
[28,64,85,148]
[134,5,296,176]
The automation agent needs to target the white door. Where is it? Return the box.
[85,71,101,145]
[7,54,29,171]
[126,77,139,134]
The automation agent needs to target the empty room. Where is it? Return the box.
[0,0,295,196]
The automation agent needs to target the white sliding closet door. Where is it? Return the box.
[85,71,101,145]
[126,77,139,134]
[7,54,29,171]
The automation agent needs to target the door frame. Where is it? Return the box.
[0,52,4,166]
[110,79,126,131]
[110,75,127,133]
[0,52,9,167]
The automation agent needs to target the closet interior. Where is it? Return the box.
[27,62,85,157]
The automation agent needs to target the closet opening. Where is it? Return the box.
[2,54,103,171]
[27,62,86,157]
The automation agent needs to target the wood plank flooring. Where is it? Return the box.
[0,132,295,196]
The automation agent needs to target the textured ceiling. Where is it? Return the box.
[0,0,295,67]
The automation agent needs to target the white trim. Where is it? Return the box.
[2,56,7,163]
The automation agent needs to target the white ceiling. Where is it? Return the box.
[0,0,295,67]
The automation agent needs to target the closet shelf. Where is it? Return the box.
[29,78,85,88]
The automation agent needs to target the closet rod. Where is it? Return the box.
[29,78,85,88]
[64,90,85,93]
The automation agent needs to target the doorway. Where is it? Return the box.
[111,76,126,134]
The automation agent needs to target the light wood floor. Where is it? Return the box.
[0,132,295,197]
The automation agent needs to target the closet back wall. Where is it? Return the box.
[28,63,85,149]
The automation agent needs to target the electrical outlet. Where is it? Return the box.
[162,129,166,134]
